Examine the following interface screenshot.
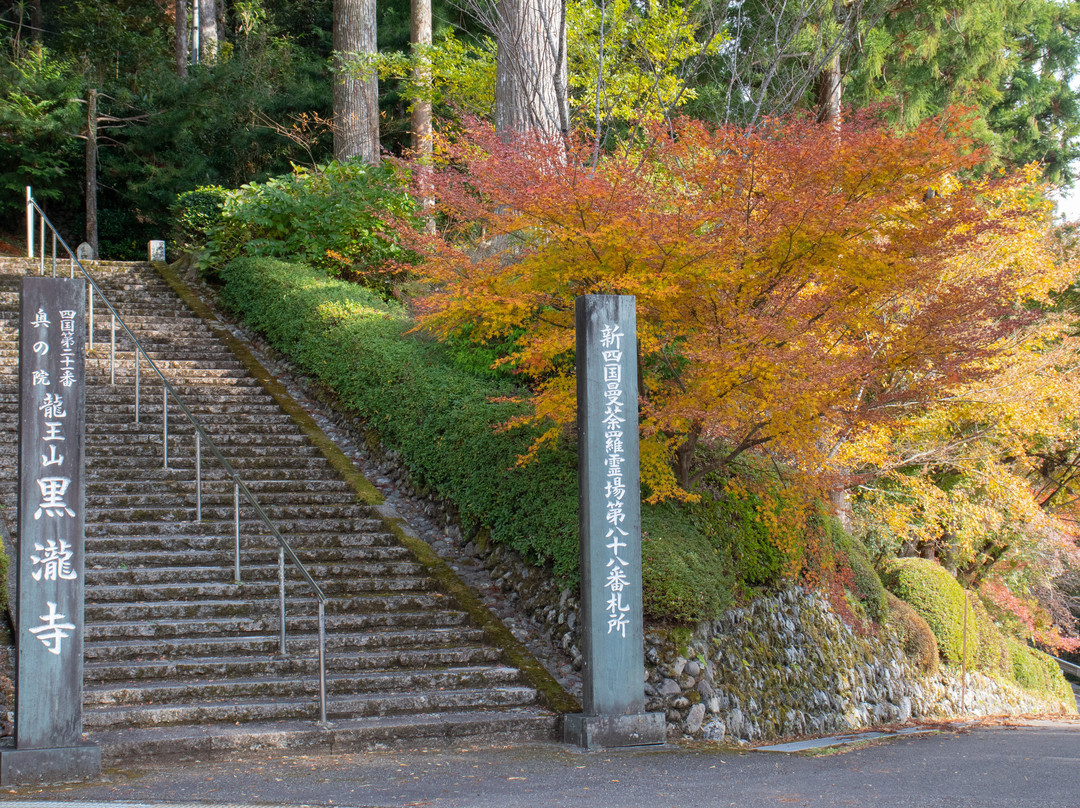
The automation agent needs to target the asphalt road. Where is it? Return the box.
[3,719,1080,808]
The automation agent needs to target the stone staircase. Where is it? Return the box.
[0,257,563,759]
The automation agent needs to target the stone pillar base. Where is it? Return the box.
[564,712,666,750]
[0,744,101,786]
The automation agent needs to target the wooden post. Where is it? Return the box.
[85,90,98,260]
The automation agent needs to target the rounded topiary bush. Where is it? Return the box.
[884,591,939,673]
[1006,637,1074,703]
[972,596,1008,675]
[882,557,978,665]
[641,502,733,623]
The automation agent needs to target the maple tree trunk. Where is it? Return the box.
[494,0,566,137]
[199,0,218,61]
[674,422,702,491]
[175,0,189,78]
[333,0,380,164]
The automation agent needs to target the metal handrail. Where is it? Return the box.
[25,189,329,723]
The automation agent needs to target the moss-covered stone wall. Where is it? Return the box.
[645,587,1076,743]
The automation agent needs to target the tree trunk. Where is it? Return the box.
[175,0,189,78]
[674,421,702,491]
[29,0,43,54]
[199,0,218,61]
[828,487,853,533]
[411,0,434,230]
[333,0,380,164]
[816,50,842,125]
[494,0,566,138]
[86,89,98,259]
[816,2,844,127]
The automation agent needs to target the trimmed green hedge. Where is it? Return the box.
[882,557,983,666]
[1006,637,1075,704]
[219,257,581,580]
[641,501,733,622]
[882,557,1073,704]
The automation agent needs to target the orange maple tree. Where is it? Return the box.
[404,109,1072,500]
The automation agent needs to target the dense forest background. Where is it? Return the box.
[2,0,1079,257]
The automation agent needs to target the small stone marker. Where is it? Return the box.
[75,242,93,262]
[563,295,665,750]
[0,277,100,786]
[148,240,165,262]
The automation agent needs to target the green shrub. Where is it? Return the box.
[210,161,416,293]
[1006,637,1074,703]
[971,595,1009,675]
[885,591,939,673]
[839,532,888,623]
[882,557,980,665]
[686,482,803,590]
[219,257,582,580]
[641,502,733,623]
[172,186,229,255]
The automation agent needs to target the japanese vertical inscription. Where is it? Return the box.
[576,295,645,716]
[17,277,87,749]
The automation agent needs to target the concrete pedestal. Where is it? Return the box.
[563,712,666,750]
[0,744,101,785]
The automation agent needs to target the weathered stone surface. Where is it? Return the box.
[658,678,682,697]
[685,703,706,734]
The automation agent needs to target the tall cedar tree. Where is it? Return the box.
[333,0,380,162]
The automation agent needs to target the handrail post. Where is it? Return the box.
[51,231,56,277]
[26,187,33,259]
[69,255,74,279]
[318,601,327,724]
[39,214,45,274]
[110,313,116,385]
[162,383,168,468]
[88,287,94,351]
[195,431,202,522]
[278,547,287,656]
[134,348,140,424]
[233,482,241,583]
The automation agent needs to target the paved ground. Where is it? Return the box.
[2,718,1079,807]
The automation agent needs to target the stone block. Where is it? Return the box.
[148,240,165,262]
[0,744,101,786]
[564,712,665,750]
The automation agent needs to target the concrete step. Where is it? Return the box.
[84,642,495,674]
[84,665,524,705]
[90,710,559,762]
[84,610,470,642]
[83,686,540,729]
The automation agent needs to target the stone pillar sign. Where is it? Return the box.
[563,295,665,750]
[0,277,100,785]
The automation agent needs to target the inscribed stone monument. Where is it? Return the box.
[563,295,665,749]
[0,277,100,785]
